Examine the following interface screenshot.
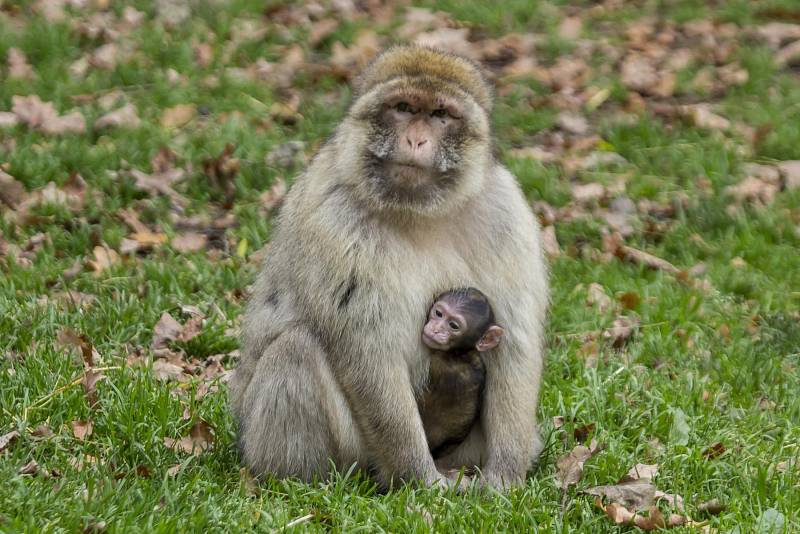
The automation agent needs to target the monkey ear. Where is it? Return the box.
[476,325,504,352]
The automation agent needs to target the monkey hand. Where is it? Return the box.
[477,469,526,491]
[434,469,473,493]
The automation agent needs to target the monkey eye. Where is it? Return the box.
[431,108,449,118]
[434,309,443,318]
[449,321,460,331]
[394,102,414,114]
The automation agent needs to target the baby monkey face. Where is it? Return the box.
[422,289,506,354]
[423,299,468,351]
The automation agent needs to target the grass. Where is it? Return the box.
[1,0,799,532]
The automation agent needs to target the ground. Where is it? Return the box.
[1,1,799,532]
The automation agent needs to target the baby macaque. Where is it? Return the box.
[418,288,505,458]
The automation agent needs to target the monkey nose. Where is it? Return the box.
[406,137,428,149]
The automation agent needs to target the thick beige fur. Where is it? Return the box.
[229,45,548,490]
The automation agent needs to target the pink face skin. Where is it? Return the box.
[382,92,464,170]
[422,299,505,353]
[422,299,467,351]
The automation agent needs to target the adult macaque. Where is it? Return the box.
[418,288,504,459]
[230,46,548,490]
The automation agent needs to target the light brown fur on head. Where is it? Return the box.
[337,46,495,218]
[354,46,493,113]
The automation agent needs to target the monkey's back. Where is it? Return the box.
[419,350,485,458]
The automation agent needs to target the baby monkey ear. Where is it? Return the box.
[476,325,505,352]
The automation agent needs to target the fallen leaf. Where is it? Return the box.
[602,316,639,348]
[0,111,19,128]
[776,160,800,190]
[0,170,27,209]
[571,182,606,203]
[555,439,602,490]
[152,312,183,349]
[94,103,141,129]
[681,104,731,131]
[193,42,214,68]
[697,498,725,515]
[152,359,187,381]
[541,225,561,258]
[309,18,339,48]
[161,104,196,129]
[12,94,86,135]
[71,420,93,441]
[622,463,659,482]
[166,464,182,476]
[89,43,119,70]
[604,501,637,525]
[587,283,613,313]
[163,420,214,455]
[85,246,120,275]
[556,111,590,136]
[202,143,239,204]
[19,459,40,475]
[573,423,595,444]
[156,0,190,27]
[582,479,656,511]
[265,141,305,168]
[8,48,35,80]
[178,316,203,343]
[775,40,800,67]
[330,30,381,79]
[703,442,726,460]
[172,232,208,253]
[558,16,582,39]
[0,430,20,452]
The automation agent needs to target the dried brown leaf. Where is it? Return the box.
[582,479,656,511]
[71,420,93,441]
[775,40,800,67]
[152,312,182,349]
[19,459,40,475]
[85,246,120,275]
[330,30,381,79]
[163,420,214,455]
[161,104,196,129]
[172,232,208,253]
[152,359,187,381]
[260,177,288,213]
[0,170,27,209]
[587,283,613,313]
[555,439,602,490]
[12,95,86,135]
[0,430,20,452]
[94,103,141,129]
[622,463,659,482]
[602,316,639,348]
[703,442,726,460]
[8,48,34,80]
[777,160,800,190]
[697,498,725,515]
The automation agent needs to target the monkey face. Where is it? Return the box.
[343,47,494,216]
[423,299,468,351]
[380,92,464,170]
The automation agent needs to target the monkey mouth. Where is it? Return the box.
[422,331,446,349]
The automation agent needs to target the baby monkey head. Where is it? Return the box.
[423,288,505,353]
[347,46,494,215]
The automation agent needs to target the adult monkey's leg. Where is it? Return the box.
[237,326,362,481]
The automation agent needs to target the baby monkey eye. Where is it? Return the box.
[434,309,443,318]
[449,321,460,330]
[395,102,414,114]
[431,108,449,118]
